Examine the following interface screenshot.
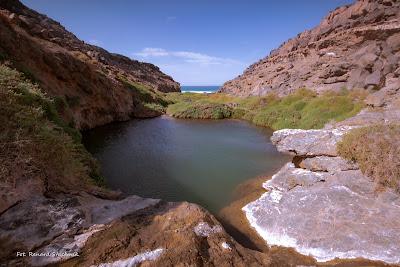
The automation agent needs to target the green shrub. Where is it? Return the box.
[0,65,83,143]
[0,64,103,189]
[251,89,363,129]
[337,124,400,192]
[19,66,39,83]
[166,88,364,129]
[143,102,165,113]
[117,76,169,107]
[231,108,247,119]
[167,102,232,119]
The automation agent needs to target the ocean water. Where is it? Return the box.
[83,116,289,213]
[181,85,220,94]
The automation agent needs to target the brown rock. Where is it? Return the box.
[0,0,180,130]
[220,0,400,96]
[0,195,271,266]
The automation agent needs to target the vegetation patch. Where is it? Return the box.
[168,102,232,119]
[143,102,166,113]
[251,89,363,129]
[117,76,169,107]
[0,64,103,191]
[337,124,400,192]
[166,89,364,130]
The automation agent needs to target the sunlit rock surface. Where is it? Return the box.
[271,126,356,157]
[244,163,400,263]
[0,195,270,266]
[220,0,400,97]
[244,107,400,263]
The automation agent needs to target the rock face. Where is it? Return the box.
[220,0,400,97]
[243,106,400,264]
[0,0,180,129]
[244,163,400,263]
[0,194,270,266]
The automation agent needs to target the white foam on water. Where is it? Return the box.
[182,90,213,94]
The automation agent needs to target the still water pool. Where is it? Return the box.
[83,116,288,213]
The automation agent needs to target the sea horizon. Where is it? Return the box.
[181,85,220,94]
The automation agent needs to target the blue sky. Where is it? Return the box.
[22,0,353,85]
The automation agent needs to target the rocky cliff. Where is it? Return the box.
[220,0,400,97]
[0,0,180,129]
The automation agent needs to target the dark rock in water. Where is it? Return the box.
[220,0,400,97]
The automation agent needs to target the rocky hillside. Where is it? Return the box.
[220,0,400,97]
[0,0,180,129]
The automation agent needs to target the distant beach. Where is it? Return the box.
[181,85,220,94]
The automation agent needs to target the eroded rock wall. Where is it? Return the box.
[220,0,400,97]
[0,0,180,129]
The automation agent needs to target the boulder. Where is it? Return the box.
[271,127,355,157]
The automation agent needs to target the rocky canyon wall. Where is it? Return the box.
[220,0,400,97]
[0,0,180,129]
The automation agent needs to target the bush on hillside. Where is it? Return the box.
[167,102,232,119]
[0,64,103,192]
[117,76,169,107]
[252,89,363,129]
[167,88,364,130]
[337,124,400,192]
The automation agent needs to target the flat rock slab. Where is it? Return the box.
[88,195,160,225]
[299,156,358,173]
[0,197,85,252]
[0,195,160,266]
[243,163,400,263]
[271,127,355,157]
